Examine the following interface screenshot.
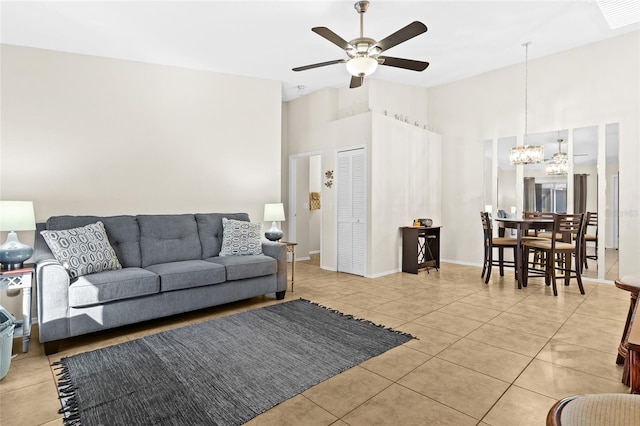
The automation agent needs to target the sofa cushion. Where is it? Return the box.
[45,215,141,267]
[219,218,262,257]
[69,267,160,308]
[41,222,123,278]
[145,260,226,292]
[138,214,202,268]
[207,255,276,281]
[196,213,250,258]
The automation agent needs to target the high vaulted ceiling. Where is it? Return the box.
[1,1,638,101]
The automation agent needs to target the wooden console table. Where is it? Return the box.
[401,226,441,274]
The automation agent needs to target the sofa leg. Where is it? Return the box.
[276,290,286,300]
[44,340,60,355]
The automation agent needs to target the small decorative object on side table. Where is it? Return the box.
[0,263,34,352]
[281,242,297,292]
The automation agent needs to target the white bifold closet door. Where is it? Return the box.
[337,148,366,276]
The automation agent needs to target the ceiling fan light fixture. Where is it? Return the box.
[292,2,428,88]
[346,55,378,77]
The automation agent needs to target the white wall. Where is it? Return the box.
[324,113,372,272]
[369,79,429,125]
[497,168,517,214]
[428,32,639,276]
[285,79,441,277]
[371,115,441,276]
[1,44,283,316]
[286,88,339,268]
[1,45,282,225]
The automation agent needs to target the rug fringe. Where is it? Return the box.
[52,357,82,426]
[298,298,418,340]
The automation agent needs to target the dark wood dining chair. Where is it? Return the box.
[480,212,518,284]
[582,211,598,270]
[614,275,640,386]
[523,213,586,296]
[524,211,557,238]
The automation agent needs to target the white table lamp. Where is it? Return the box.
[264,203,285,241]
[0,201,36,270]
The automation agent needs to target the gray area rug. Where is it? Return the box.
[54,298,413,425]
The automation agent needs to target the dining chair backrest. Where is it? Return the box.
[524,211,555,219]
[480,212,493,247]
[481,211,491,231]
[586,211,598,234]
[552,213,585,245]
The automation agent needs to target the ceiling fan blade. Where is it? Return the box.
[292,59,346,72]
[379,56,429,72]
[312,27,352,51]
[374,21,427,53]
[350,75,364,89]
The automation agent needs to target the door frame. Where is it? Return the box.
[288,151,323,260]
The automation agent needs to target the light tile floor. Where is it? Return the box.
[0,261,632,426]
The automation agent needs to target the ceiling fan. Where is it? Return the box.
[292,1,429,89]
[543,138,589,161]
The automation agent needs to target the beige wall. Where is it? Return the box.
[285,80,441,277]
[1,45,282,226]
[1,44,283,316]
[428,32,639,276]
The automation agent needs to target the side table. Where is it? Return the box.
[0,263,34,353]
[281,242,297,292]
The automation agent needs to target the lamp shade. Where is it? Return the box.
[264,203,285,222]
[0,201,36,232]
[346,56,378,77]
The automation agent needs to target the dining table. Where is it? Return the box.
[494,217,554,289]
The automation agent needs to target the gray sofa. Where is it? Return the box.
[34,213,287,354]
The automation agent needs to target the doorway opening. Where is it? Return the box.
[288,152,322,266]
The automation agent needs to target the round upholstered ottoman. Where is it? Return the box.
[547,393,640,425]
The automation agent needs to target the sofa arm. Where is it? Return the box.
[36,259,71,343]
[262,241,287,293]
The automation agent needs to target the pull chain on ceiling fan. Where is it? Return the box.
[292,1,430,89]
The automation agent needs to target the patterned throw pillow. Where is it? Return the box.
[219,218,263,256]
[40,221,122,278]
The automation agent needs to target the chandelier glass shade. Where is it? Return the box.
[346,55,378,77]
[509,145,545,165]
[545,138,569,175]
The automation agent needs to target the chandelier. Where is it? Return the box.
[545,138,568,175]
[510,145,545,164]
[509,42,544,165]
